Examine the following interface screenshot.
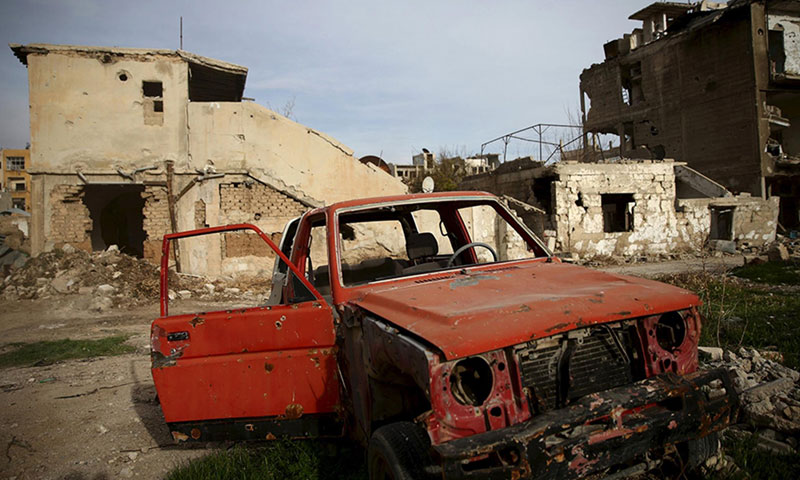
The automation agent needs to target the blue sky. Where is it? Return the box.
[0,0,651,164]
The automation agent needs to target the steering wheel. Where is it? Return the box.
[447,242,498,267]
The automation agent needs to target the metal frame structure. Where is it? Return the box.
[480,123,583,164]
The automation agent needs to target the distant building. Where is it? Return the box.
[579,0,800,229]
[1,149,31,211]
[389,151,500,183]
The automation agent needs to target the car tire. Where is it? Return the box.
[684,431,721,469]
[368,422,434,480]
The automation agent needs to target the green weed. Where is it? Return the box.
[660,272,800,369]
[166,441,366,480]
[717,433,800,480]
[0,335,135,368]
[732,261,800,286]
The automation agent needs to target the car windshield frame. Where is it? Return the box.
[331,195,550,290]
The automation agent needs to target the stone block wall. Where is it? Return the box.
[142,186,171,262]
[49,185,91,251]
[553,161,684,257]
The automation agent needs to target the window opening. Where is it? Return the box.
[769,28,786,75]
[602,194,635,233]
[142,81,164,126]
[710,207,734,241]
[620,62,643,106]
[6,156,25,171]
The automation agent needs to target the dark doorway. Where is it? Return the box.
[710,207,734,241]
[83,184,146,257]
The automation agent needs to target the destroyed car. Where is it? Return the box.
[150,191,738,479]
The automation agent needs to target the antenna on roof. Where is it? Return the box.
[180,17,183,50]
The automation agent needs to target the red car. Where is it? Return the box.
[151,192,738,479]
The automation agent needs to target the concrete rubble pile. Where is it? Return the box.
[0,244,272,309]
[700,346,800,457]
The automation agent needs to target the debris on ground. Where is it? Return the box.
[702,346,800,457]
[0,245,272,307]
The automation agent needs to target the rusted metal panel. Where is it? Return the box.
[348,261,699,360]
[434,369,738,479]
[152,300,339,424]
[152,344,340,423]
[152,223,339,427]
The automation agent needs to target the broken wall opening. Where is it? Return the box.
[709,206,734,241]
[602,193,635,233]
[83,184,146,257]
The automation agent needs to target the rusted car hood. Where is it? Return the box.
[350,262,699,360]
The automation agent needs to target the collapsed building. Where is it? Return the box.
[579,0,800,231]
[10,43,405,276]
[460,158,778,259]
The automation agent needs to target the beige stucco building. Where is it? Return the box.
[11,43,405,276]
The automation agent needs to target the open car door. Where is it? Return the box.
[151,224,341,442]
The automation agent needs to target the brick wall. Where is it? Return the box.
[219,182,306,224]
[218,182,304,258]
[142,186,171,262]
[49,184,92,251]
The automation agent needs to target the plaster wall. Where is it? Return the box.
[187,102,407,205]
[768,14,800,75]
[26,52,189,173]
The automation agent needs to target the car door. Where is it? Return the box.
[151,224,341,441]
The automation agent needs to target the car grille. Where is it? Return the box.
[515,324,635,412]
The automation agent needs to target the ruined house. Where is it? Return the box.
[460,157,778,259]
[579,0,800,231]
[10,43,405,277]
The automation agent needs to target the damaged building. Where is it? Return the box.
[460,157,778,259]
[580,0,800,231]
[10,43,405,276]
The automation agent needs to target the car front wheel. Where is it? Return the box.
[368,421,434,480]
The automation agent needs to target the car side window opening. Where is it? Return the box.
[337,200,545,287]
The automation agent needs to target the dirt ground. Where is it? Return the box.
[0,255,745,480]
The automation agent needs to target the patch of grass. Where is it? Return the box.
[660,272,800,369]
[732,261,800,286]
[717,434,800,480]
[166,441,366,480]
[0,335,135,368]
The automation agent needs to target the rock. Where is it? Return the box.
[204,283,215,294]
[78,286,93,295]
[711,239,737,254]
[742,378,795,404]
[168,290,176,301]
[61,244,77,254]
[756,434,794,454]
[127,451,138,461]
[96,284,115,295]
[89,296,113,312]
[224,287,241,294]
[97,424,108,435]
[744,254,768,265]
[699,346,724,362]
[761,350,784,363]
[51,271,76,294]
[119,466,133,478]
[112,271,122,279]
[178,290,192,299]
[767,244,790,262]
[106,244,120,253]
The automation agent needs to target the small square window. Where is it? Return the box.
[153,100,164,113]
[143,81,163,98]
